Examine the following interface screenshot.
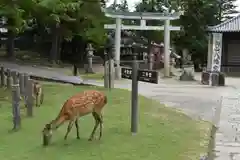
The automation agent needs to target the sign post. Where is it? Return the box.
[131,52,138,134]
[121,43,159,134]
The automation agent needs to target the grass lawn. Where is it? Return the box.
[0,83,211,160]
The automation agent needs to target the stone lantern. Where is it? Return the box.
[85,43,94,73]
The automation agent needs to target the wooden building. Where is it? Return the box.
[207,14,240,76]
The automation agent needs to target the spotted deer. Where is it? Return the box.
[21,81,43,108]
[32,81,44,107]
[42,90,107,146]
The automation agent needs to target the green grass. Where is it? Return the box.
[0,83,211,160]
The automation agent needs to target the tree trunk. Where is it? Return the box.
[50,25,60,64]
[57,36,62,64]
[6,30,15,60]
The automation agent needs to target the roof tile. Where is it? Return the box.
[207,14,240,32]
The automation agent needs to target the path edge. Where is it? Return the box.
[207,97,223,160]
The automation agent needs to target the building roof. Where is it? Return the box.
[207,14,240,32]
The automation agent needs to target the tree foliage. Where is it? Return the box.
[133,0,235,64]
[0,0,108,63]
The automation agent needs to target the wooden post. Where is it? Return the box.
[23,74,29,104]
[23,73,29,89]
[26,79,33,117]
[104,53,109,88]
[11,84,21,130]
[6,69,12,89]
[19,73,25,96]
[0,66,5,87]
[11,71,19,85]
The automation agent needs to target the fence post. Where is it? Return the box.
[104,52,109,88]
[24,73,29,89]
[11,84,21,131]
[109,58,115,89]
[19,73,25,96]
[26,79,34,117]
[23,74,29,104]
[6,69,12,89]
[0,66,5,87]
[11,71,19,85]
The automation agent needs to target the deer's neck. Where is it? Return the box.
[50,115,66,130]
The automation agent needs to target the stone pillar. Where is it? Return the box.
[182,48,189,62]
[114,18,122,80]
[86,43,94,73]
[209,32,223,86]
[211,33,222,72]
[148,52,154,70]
[207,33,213,70]
[164,19,170,77]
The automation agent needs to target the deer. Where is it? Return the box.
[32,81,44,107]
[42,90,107,146]
[20,80,44,108]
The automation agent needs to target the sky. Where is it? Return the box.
[107,0,240,12]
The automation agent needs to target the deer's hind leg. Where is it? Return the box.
[75,119,80,139]
[88,112,101,141]
[35,93,39,107]
[98,114,103,140]
[40,92,44,105]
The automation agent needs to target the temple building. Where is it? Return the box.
[207,14,240,76]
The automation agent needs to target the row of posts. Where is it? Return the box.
[104,51,114,89]
[0,67,34,131]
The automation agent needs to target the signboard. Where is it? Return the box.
[121,67,132,80]
[138,69,158,84]
[121,67,158,84]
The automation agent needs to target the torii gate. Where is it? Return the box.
[103,9,181,78]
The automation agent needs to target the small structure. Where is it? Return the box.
[85,43,94,73]
[102,8,181,78]
[207,14,240,76]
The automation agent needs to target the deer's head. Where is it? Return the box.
[42,123,53,146]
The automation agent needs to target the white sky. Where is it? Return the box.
[107,0,240,12]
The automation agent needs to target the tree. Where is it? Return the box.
[1,0,108,65]
[29,0,83,64]
[171,0,219,66]
[134,0,167,55]
[119,0,128,12]
[0,0,31,59]
[108,0,119,10]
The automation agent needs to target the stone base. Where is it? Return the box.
[201,71,225,86]
[179,70,195,81]
[201,71,210,85]
[179,65,195,81]
[114,66,121,80]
